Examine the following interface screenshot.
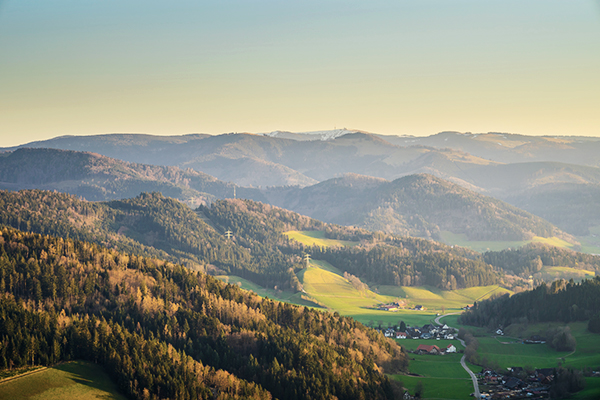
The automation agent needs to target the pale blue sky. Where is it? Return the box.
[1,1,599,146]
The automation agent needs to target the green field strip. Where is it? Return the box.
[284,230,358,248]
[439,231,575,252]
[0,361,126,400]
[391,374,473,400]
[571,377,600,400]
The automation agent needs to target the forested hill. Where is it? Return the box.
[459,277,600,329]
[0,190,501,290]
[0,147,265,206]
[0,225,406,400]
[483,242,600,278]
[266,173,572,242]
[200,199,500,289]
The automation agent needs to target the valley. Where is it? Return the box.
[2,130,600,399]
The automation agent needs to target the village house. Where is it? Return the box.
[396,332,407,339]
[416,344,441,355]
[446,344,456,353]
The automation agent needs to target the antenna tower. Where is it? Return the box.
[303,253,311,268]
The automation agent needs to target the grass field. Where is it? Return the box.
[375,284,512,312]
[214,275,318,308]
[393,339,472,399]
[284,230,358,247]
[576,225,600,255]
[439,231,574,252]
[572,377,600,400]
[541,266,596,282]
[217,260,513,328]
[448,317,600,372]
[0,361,126,400]
[392,374,474,400]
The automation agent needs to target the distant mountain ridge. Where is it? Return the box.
[6,130,600,192]
[0,147,266,206]
[4,130,600,239]
[0,147,582,244]
[265,173,572,243]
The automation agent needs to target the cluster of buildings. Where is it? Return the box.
[376,302,425,312]
[380,323,457,340]
[478,367,556,399]
[414,343,457,355]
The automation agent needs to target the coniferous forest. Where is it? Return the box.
[459,277,600,329]
[0,225,406,399]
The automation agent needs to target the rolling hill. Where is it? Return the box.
[0,147,265,207]
[0,224,405,400]
[0,189,506,291]
[6,131,600,235]
[265,173,574,243]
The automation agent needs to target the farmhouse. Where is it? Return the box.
[446,344,456,353]
[377,301,401,311]
[416,344,441,355]
[396,332,408,339]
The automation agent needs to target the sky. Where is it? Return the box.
[1,0,599,147]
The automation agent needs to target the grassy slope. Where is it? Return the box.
[375,285,512,312]
[391,341,472,400]
[577,225,600,254]
[448,318,600,372]
[440,231,574,253]
[0,361,127,400]
[284,230,358,247]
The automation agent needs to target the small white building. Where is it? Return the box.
[446,344,457,353]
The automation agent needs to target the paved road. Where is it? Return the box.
[435,313,481,398]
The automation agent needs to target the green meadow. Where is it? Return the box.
[375,285,511,312]
[576,225,600,255]
[541,266,596,282]
[439,231,574,252]
[284,230,358,248]
[391,338,472,400]
[0,361,126,400]
[448,318,600,372]
[219,258,513,327]
[392,374,473,400]
[572,377,600,400]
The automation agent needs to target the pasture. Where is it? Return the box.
[541,266,596,282]
[439,231,574,252]
[449,318,600,372]
[284,230,358,247]
[375,285,511,312]
[0,361,126,400]
[577,225,600,254]
[217,260,513,327]
[392,374,473,400]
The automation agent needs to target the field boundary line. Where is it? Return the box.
[0,366,48,385]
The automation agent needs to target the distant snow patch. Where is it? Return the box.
[265,129,355,141]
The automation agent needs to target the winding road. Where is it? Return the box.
[435,313,480,399]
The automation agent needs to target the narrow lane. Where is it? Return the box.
[435,313,480,398]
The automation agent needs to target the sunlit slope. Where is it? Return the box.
[298,260,389,310]
[375,285,512,310]
[440,231,574,252]
[285,230,358,247]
